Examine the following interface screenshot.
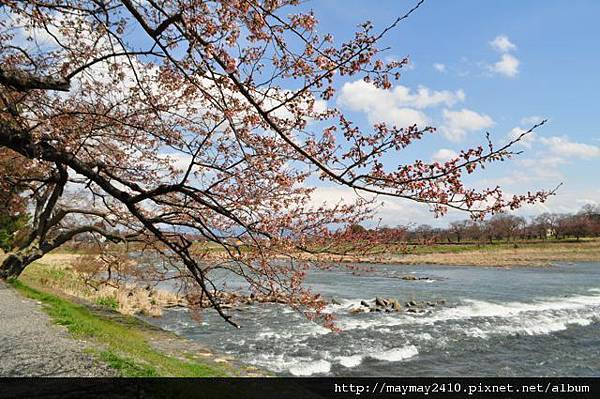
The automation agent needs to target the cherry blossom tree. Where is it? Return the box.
[0,0,552,326]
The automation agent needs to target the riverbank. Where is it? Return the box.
[303,238,600,267]
[14,254,187,317]
[0,279,116,377]
[1,263,263,377]
[189,237,600,267]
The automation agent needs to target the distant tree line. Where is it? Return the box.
[350,204,600,245]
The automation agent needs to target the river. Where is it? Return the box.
[144,262,600,376]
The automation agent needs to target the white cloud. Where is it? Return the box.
[308,186,358,208]
[540,136,600,159]
[160,152,193,172]
[376,197,431,227]
[490,35,517,53]
[519,157,567,169]
[262,89,328,122]
[337,80,465,127]
[490,54,520,78]
[440,108,494,142]
[507,126,536,148]
[485,135,600,191]
[432,148,458,162]
[308,186,433,227]
[517,189,600,216]
[504,157,567,186]
[487,35,520,78]
[520,115,544,126]
[433,63,446,73]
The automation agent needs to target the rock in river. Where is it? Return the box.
[375,297,388,308]
[388,298,402,311]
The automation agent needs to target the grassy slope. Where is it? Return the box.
[8,278,232,377]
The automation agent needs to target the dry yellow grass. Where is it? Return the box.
[16,254,186,317]
[284,239,600,267]
[32,253,82,268]
[348,240,600,267]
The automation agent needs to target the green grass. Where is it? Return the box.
[7,278,229,377]
[95,295,119,310]
[99,350,157,377]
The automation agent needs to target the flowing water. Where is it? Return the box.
[144,262,600,376]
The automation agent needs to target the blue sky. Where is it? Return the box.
[14,1,597,227]
[305,0,600,227]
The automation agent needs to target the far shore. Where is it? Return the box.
[291,238,600,267]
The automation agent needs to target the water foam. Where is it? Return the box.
[254,321,330,342]
[336,292,600,332]
[463,314,595,338]
[336,354,364,368]
[202,291,600,376]
[288,359,332,376]
[369,345,419,362]
[431,292,600,339]
[248,353,331,376]
[323,298,372,314]
[331,345,419,369]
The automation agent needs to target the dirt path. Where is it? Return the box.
[0,281,115,377]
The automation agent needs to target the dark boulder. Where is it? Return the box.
[375,297,388,308]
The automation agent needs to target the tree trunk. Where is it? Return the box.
[0,251,42,280]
